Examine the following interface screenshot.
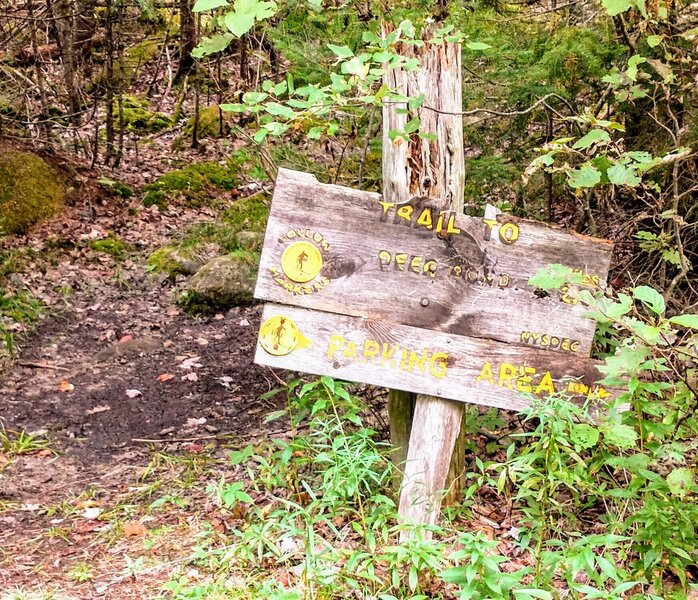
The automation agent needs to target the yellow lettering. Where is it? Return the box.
[397,205,413,223]
[287,230,297,239]
[410,256,423,274]
[395,253,407,271]
[475,362,495,385]
[498,363,518,389]
[497,273,511,288]
[570,341,580,353]
[534,371,556,396]
[363,339,380,362]
[429,352,449,378]
[483,219,498,233]
[424,260,437,278]
[446,213,461,234]
[407,350,428,373]
[380,343,397,368]
[343,341,358,359]
[517,366,536,393]
[435,213,445,232]
[416,209,433,229]
[313,232,323,244]
[379,201,396,214]
[378,250,392,267]
[327,335,345,359]
[399,347,410,370]
[499,222,519,244]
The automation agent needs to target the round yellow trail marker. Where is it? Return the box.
[258,315,301,356]
[281,241,323,283]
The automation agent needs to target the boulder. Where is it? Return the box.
[185,252,258,310]
[0,148,65,234]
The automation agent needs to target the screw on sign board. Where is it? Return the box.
[253,168,617,409]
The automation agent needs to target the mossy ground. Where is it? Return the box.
[0,149,66,234]
[142,161,239,208]
[172,106,232,149]
[89,236,132,260]
[118,95,172,134]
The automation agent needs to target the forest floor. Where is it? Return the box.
[0,162,291,598]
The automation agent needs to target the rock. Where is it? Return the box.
[95,336,161,362]
[0,147,66,234]
[235,230,264,251]
[185,253,258,311]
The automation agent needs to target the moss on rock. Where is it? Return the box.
[89,236,132,260]
[172,106,232,149]
[119,95,172,134]
[142,161,238,208]
[0,149,65,234]
[221,193,269,236]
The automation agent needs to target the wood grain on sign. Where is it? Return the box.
[256,169,613,357]
[255,304,618,412]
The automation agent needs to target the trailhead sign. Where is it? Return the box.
[253,168,616,410]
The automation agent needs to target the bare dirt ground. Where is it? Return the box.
[0,179,287,598]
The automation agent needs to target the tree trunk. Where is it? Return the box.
[381,23,466,536]
[176,0,197,80]
[48,0,81,127]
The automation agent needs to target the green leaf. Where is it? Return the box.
[242,91,267,104]
[528,264,583,290]
[192,33,234,57]
[573,129,611,150]
[404,117,420,134]
[571,424,600,450]
[307,126,324,140]
[667,467,694,497]
[633,285,665,315]
[327,44,353,59]
[514,590,552,600]
[224,10,255,36]
[465,41,491,50]
[627,55,646,82]
[568,164,602,189]
[193,0,228,11]
[647,34,663,47]
[607,163,641,187]
[601,0,632,15]
[669,314,698,329]
[264,102,295,119]
[601,423,638,450]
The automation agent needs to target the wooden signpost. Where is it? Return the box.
[253,167,615,527]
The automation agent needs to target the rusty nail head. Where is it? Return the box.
[420,298,429,307]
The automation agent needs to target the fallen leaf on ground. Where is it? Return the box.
[179,356,203,370]
[86,405,111,415]
[185,443,205,453]
[185,417,206,429]
[181,372,198,382]
[58,380,74,393]
[239,318,250,326]
[125,389,142,398]
[118,334,133,343]
[123,521,147,537]
[81,506,102,520]
[156,373,175,382]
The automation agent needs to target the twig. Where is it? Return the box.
[17,361,69,371]
[131,432,241,444]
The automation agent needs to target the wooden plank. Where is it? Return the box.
[255,169,613,357]
[254,303,617,412]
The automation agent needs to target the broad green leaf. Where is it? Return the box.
[327,44,353,59]
[607,163,641,186]
[667,467,694,497]
[219,103,246,113]
[236,0,276,18]
[669,314,698,329]
[224,11,255,36]
[307,126,324,140]
[242,91,267,104]
[264,102,295,119]
[627,55,646,82]
[398,19,416,38]
[192,33,234,57]
[568,164,601,189]
[193,0,229,11]
[573,129,611,150]
[571,424,600,450]
[601,0,632,15]
[514,590,552,600]
[465,41,491,50]
[528,264,583,290]
[633,285,665,314]
[601,423,638,450]
[373,50,393,63]
[404,117,420,134]
[341,57,367,78]
[647,34,663,47]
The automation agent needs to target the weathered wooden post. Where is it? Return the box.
[382,22,468,530]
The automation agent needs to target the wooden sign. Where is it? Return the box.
[254,169,617,409]
[255,303,614,412]
[255,169,612,357]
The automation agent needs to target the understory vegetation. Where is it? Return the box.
[0,0,697,598]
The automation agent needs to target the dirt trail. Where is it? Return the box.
[0,191,286,597]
